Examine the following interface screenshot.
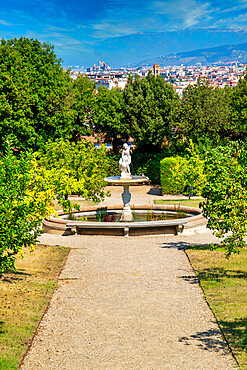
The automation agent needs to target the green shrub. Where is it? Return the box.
[183,141,206,196]
[131,152,167,184]
[160,157,187,194]
[106,152,121,176]
[160,140,206,195]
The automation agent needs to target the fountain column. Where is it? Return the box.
[121,184,132,221]
[104,143,149,223]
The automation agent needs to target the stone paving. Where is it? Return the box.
[21,186,237,369]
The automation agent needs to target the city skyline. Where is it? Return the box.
[1,0,247,67]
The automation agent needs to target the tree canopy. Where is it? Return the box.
[0,142,54,274]
[71,75,96,139]
[0,37,75,150]
[92,86,129,153]
[177,80,232,148]
[201,144,247,257]
[230,74,247,140]
[123,72,179,152]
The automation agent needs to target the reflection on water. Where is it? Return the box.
[74,210,188,223]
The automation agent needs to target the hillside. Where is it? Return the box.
[133,42,247,67]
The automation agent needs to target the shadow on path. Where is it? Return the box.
[147,186,162,196]
[179,328,230,353]
[160,241,212,251]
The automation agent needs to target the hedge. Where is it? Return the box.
[160,156,187,194]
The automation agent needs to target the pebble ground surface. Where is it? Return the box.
[21,186,237,369]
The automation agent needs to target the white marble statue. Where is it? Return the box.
[119,143,131,178]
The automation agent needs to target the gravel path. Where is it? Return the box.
[21,187,237,369]
[21,234,236,369]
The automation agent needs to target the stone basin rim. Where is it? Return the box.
[104,175,149,185]
[43,204,206,236]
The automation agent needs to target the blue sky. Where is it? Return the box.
[1,0,247,67]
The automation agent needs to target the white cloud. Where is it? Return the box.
[153,0,212,27]
[25,29,89,53]
[211,13,247,29]
[84,0,215,40]
[0,19,12,26]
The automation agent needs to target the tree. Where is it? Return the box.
[0,37,75,151]
[123,72,179,152]
[177,80,231,148]
[71,75,96,139]
[231,72,247,140]
[38,138,111,213]
[0,143,54,274]
[201,144,247,257]
[92,86,129,153]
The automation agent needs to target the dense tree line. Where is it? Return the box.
[2,37,247,155]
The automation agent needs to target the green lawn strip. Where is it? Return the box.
[154,199,204,208]
[186,246,247,369]
[0,244,69,369]
[54,198,98,211]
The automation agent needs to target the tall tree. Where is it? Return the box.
[231,72,247,141]
[0,37,75,150]
[72,75,96,139]
[177,80,231,148]
[201,144,247,257]
[92,86,129,153]
[123,72,179,152]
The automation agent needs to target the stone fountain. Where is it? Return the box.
[104,143,149,221]
[42,143,206,236]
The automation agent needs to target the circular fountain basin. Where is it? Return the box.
[42,204,207,237]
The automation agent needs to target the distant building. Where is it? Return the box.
[153,64,160,77]
[95,78,117,90]
[87,61,111,73]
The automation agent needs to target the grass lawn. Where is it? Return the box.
[154,198,204,208]
[186,245,247,369]
[0,244,69,369]
[54,198,97,211]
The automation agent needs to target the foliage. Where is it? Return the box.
[71,75,96,138]
[201,144,247,257]
[0,37,75,151]
[123,72,179,152]
[160,141,206,195]
[38,138,110,213]
[106,152,121,176]
[160,156,187,194]
[177,80,231,147]
[0,143,54,274]
[231,73,247,140]
[92,86,129,153]
[182,140,206,195]
[131,151,168,184]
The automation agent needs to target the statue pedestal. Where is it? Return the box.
[120,173,131,179]
[120,185,132,221]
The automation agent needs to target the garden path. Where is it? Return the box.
[21,186,237,369]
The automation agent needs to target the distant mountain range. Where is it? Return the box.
[133,42,247,67]
[93,29,247,67]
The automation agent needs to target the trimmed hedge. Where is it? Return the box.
[160,156,187,194]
